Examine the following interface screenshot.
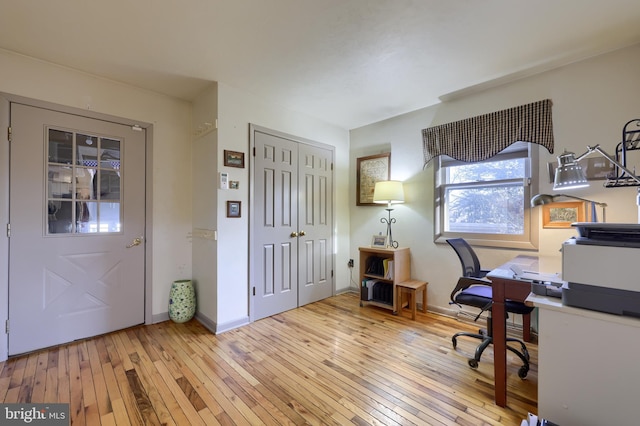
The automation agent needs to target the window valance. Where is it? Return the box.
[422,99,554,165]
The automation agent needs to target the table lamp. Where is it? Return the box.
[373,180,404,248]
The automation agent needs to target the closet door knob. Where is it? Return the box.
[290,232,298,238]
[299,230,306,236]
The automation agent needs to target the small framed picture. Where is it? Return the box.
[542,201,586,228]
[224,150,245,168]
[371,234,388,248]
[229,180,239,189]
[227,201,241,218]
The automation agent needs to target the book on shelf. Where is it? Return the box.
[361,279,378,301]
[383,260,394,280]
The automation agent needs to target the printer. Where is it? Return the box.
[562,223,640,317]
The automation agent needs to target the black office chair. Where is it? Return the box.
[446,238,533,379]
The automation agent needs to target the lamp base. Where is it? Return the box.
[381,208,399,249]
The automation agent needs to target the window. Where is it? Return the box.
[47,127,122,235]
[434,142,539,249]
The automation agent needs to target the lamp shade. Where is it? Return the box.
[373,180,404,204]
[553,152,588,190]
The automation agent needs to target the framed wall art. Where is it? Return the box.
[542,201,586,228]
[224,150,245,168]
[226,201,241,218]
[357,152,390,206]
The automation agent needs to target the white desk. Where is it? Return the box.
[528,293,640,426]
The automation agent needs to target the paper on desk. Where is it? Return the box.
[516,271,563,285]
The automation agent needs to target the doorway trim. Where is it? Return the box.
[0,92,154,361]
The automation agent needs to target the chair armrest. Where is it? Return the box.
[462,276,491,286]
[478,269,491,278]
[450,276,491,304]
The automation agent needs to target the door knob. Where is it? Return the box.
[290,232,298,238]
[127,236,143,248]
[299,230,306,236]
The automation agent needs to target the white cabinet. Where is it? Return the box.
[532,296,640,426]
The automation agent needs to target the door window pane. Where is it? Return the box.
[97,170,120,199]
[47,165,73,198]
[48,129,73,164]
[77,134,98,166]
[48,200,74,234]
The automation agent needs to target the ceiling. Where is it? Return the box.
[2,1,640,130]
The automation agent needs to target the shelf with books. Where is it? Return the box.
[358,246,410,313]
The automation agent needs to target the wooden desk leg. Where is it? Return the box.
[492,279,508,407]
[523,312,531,342]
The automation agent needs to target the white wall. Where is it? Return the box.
[0,49,193,320]
[192,83,219,327]
[212,83,351,330]
[350,44,640,315]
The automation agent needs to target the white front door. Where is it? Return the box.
[8,102,146,355]
[251,125,334,321]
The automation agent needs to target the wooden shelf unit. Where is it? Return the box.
[358,246,411,312]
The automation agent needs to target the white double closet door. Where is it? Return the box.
[251,125,334,321]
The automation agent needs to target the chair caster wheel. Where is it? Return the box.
[468,359,478,369]
[518,365,529,379]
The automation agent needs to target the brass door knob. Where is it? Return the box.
[126,236,143,248]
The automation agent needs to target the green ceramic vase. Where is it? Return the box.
[169,280,196,323]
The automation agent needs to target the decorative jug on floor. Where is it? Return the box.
[169,279,196,323]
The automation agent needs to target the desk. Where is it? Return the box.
[487,255,558,407]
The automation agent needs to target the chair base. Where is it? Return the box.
[452,330,530,379]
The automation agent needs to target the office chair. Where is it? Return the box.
[446,238,533,379]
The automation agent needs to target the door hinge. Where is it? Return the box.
[253,147,256,156]
[7,126,11,143]
[252,286,256,296]
[331,270,334,278]
[5,320,8,334]
[6,223,9,238]
[331,163,333,171]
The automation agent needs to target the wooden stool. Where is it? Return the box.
[395,280,428,320]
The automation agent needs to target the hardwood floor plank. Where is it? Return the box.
[0,293,537,425]
[111,363,143,426]
[125,368,162,425]
[68,342,86,425]
[87,339,112,419]
[128,353,177,426]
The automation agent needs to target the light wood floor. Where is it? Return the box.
[0,292,537,425]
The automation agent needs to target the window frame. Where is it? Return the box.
[434,142,539,250]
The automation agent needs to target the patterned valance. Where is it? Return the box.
[422,99,554,165]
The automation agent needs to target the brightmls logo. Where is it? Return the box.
[0,404,69,425]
